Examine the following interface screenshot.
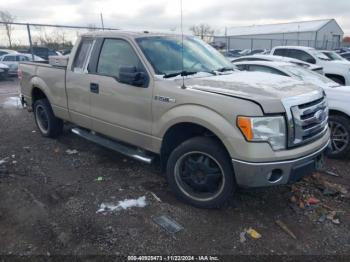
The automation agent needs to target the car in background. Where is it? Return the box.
[0,49,18,56]
[0,53,44,75]
[231,54,324,74]
[271,46,350,85]
[234,60,350,158]
[0,63,9,80]
[340,52,350,61]
[19,46,61,60]
[321,50,347,61]
[246,49,269,56]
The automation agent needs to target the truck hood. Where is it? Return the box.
[183,71,322,113]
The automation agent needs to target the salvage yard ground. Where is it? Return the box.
[0,78,349,257]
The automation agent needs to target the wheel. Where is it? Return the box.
[166,137,236,208]
[328,114,350,158]
[328,76,345,86]
[33,98,63,138]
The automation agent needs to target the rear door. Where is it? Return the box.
[88,37,153,150]
[66,37,95,129]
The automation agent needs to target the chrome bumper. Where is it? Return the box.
[232,141,330,188]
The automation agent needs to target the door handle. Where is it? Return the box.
[90,83,99,94]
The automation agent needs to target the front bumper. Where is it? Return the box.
[232,140,330,188]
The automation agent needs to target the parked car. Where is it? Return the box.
[340,52,350,61]
[0,53,44,75]
[321,50,347,61]
[234,60,350,157]
[231,54,324,74]
[271,46,350,85]
[0,49,18,56]
[19,31,329,208]
[246,49,268,56]
[19,46,61,60]
[0,63,9,79]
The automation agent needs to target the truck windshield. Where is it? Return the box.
[136,36,233,77]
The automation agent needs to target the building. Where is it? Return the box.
[215,19,344,50]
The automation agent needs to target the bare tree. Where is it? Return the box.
[0,11,15,48]
[189,24,214,40]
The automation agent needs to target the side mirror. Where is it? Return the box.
[119,66,147,87]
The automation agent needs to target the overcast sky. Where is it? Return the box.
[1,0,350,44]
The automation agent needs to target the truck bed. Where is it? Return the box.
[19,61,69,120]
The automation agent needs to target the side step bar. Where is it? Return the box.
[71,127,154,164]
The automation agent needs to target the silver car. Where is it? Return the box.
[0,54,44,75]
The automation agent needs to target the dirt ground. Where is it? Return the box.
[0,78,349,259]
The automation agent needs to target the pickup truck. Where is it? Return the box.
[271,46,350,86]
[19,31,330,208]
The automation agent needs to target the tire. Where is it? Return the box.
[166,137,236,208]
[33,98,63,138]
[328,114,350,158]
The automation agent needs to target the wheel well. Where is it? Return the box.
[31,87,47,106]
[325,74,345,85]
[329,109,350,120]
[160,123,229,172]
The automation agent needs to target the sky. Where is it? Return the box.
[0,0,350,45]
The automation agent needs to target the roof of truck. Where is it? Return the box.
[81,30,185,38]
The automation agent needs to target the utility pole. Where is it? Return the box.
[100,13,105,30]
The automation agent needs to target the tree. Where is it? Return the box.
[189,24,214,40]
[0,11,15,48]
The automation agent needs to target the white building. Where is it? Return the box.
[215,19,344,50]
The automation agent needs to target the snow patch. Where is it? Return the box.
[3,97,21,109]
[97,196,147,213]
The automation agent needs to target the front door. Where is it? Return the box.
[90,38,153,150]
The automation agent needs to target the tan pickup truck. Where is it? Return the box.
[19,31,330,208]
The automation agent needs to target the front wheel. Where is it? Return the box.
[328,115,350,158]
[34,98,63,138]
[166,137,236,208]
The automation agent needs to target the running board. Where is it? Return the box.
[71,127,154,164]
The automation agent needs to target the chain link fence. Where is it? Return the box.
[0,22,118,57]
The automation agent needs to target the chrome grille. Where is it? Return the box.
[282,91,329,148]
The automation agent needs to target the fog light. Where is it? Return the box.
[268,169,283,183]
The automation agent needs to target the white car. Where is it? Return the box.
[231,54,324,74]
[271,46,350,86]
[0,49,18,57]
[234,60,350,158]
[0,53,44,75]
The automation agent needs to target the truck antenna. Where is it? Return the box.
[180,0,186,89]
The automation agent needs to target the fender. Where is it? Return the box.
[154,104,243,158]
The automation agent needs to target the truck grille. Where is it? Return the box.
[288,95,328,147]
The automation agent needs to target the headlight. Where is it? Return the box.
[237,116,286,150]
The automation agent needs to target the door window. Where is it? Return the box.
[248,65,287,76]
[3,55,16,61]
[72,38,94,72]
[97,39,143,79]
[287,49,316,64]
[273,49,288,56]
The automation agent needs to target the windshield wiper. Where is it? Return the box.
[216,67,234,72]
[163,70,216,78]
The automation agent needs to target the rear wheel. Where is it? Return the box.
[328,115,350,158]
[166,137,236,208]
[34,98,63,138]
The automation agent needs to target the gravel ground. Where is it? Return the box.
[0,78,349,259]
